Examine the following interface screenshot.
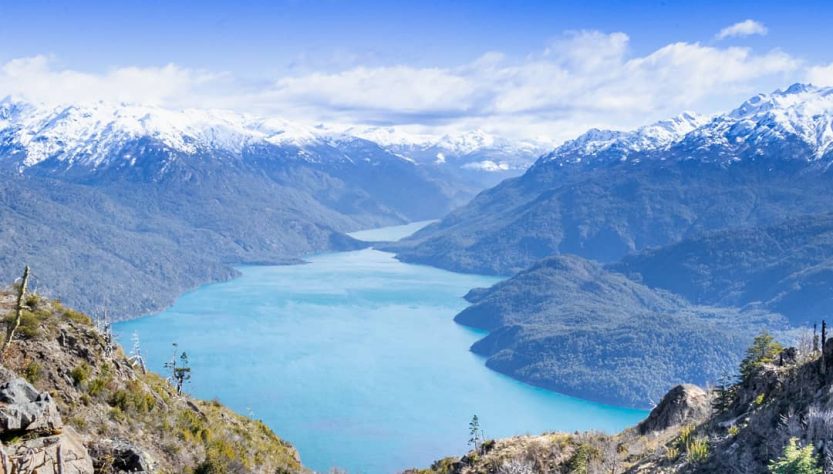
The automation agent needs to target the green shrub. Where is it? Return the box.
[70,363,91,386]
[24,293,42,308]
[15,308,51,339]
[754,393,766,407]
[568,443,600,473]
[678,423,696,447]
[769,438,822,474]
[23,361,43,384]
[109,384,155,414]
[61,308,92,326]
[87,377,108,397]
[666,446,679,461]
[728,425,740,436]
[686,437,709,463]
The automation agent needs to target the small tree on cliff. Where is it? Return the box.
[740,331,783,382]
[164,343,192,395]
[768,438,822,474]
[712,371,738,413]
[469,415,483,453]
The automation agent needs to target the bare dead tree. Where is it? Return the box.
[127,331,147,374]
[1,266,30,359]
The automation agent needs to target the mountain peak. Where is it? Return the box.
[542,112,707,164]
[541,83,833,167]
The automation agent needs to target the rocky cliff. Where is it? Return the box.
[411,336,833,473]
[0,287,303,473]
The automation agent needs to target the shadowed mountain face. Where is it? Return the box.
[392,84,833,275]
[408,84,833,408]
[0,101,536,319]
[609,213,833,325]
[454,254,786,408]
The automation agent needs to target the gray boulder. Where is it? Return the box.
[0,378,63,434]
[2,426,94,474]
[89,439,156,473]
[638,384,710,435]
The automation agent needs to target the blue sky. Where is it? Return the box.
[1,0,832,142]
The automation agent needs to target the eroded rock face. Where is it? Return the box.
[0,378,63,435]
[638,384,710,435]
[1,426,95,474]
[88,439,157,473]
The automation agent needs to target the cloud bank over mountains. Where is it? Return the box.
[1,23,831,145]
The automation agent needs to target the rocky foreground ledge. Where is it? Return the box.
[0,288,304,473]
[409,338,833,473]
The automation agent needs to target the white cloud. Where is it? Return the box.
[716,20,768,40]
[0,55,223,107]
[0,29,818,145]
[807,62,833,86]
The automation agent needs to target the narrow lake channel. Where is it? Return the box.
[115,221,646,473]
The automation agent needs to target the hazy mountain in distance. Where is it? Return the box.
[391,84,833,275]
[0,99,536,318]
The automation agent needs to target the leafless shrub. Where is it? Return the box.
[497,458,536,474]
[779,407,804,439]
[796,328,818,362]
[806,404,833,441]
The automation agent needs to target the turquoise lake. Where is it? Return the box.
[114,222,646,473]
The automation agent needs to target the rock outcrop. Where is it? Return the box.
[0,376,94,474]
[0,378,63,435]
[415,339,833,474]
[0,289,304,473]
[637,384,710,435]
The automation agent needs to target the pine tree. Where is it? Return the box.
[712,371,738,413]
[740,331,783,382]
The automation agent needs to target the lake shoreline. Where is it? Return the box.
[115,223,647,473]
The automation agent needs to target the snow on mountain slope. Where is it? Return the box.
[543,112,708,164]
[680,83,833,159]
[0,99,328,169]
[0,99,543,174]
[540,83,833,166]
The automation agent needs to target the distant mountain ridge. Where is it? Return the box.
[452,212,833,407]
[0,99,542,318]
[0,98,544,181]
[392,83,833,275]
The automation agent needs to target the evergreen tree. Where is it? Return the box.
[768,438,822,474]
[712,371,738,413]
[740,331,783,382]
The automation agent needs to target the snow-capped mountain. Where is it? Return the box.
[346,126,546,175]
[539,83,833,167]
[394,83,833,279]
[541,112,708,164]
[679,83,833,160]
[0,98,542,178]
[0,99,343,170]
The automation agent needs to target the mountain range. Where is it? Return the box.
[392,83,833,273]
[388,84,833,407]
[0,99,542,318]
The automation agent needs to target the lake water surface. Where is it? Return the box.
[115,222,646,473]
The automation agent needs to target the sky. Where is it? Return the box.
[1,0,832,144]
